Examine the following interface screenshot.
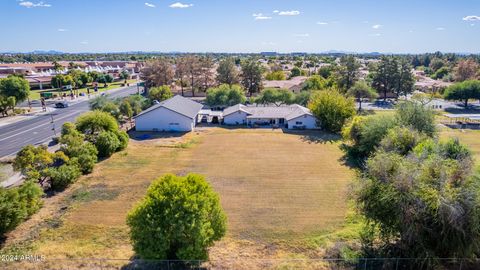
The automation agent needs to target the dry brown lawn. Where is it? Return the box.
[1,128,353,269]
[439,126,480,164]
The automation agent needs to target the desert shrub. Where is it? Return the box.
[95,131,120,158]
[342,114,397,160]
[115,130,129,151]
[356,138,480,261]
[395,101,436,137]
[127,173,227,260]
[0,181,43,236]
[48,164,81,191]
[0,187,27,235]
[378,126,426,156]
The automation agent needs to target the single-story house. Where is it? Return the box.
[134,95,203,132]
[223,104,318,129]
[263,76,308,94]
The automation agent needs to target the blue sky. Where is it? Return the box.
[1,0,479,53]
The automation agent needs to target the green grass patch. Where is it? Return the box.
[69,184,120,203]
[29,79,137,100]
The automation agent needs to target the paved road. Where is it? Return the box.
[0,85,141,158]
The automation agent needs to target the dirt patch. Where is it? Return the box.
[2,128,353,269]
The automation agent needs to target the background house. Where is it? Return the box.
[134,95,203,132]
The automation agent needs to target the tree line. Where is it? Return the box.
[1,106,130,239]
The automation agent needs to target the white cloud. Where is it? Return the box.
[253,13,272,20]
[369,33,381,37]
[463,15,480,21]
[278,10,300,16]
[316,22,328,25]
[145,2,155,8]
[169,2,193,8]
[57,28,68,32]
[294,33,310,37]
[80,41,89,45]
[372,24,382,29]
[273,10,279,13]
[19,1,51,8]
[436,27,445,31]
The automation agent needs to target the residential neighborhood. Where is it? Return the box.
[2,1,480,270]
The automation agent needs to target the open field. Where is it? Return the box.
[1,128,354,269]
[439,126,480,164]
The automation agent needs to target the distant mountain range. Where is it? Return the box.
[0,50,477,55]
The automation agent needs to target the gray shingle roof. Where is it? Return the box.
[134,95,203,119]
[223,104,313,120]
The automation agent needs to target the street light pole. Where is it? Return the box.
[50,113,56,136]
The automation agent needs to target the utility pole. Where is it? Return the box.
[50,113,56,137]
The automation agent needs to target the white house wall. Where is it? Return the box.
[135,107,195,132]
[223,111,248,125]
[287,115,317,129]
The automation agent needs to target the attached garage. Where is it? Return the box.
[134,95,203,132]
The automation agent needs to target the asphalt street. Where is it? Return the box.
[0,85,141,158]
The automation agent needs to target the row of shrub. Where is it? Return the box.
[0,110,129,238]
[340,101,480,267]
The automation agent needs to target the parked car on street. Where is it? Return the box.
[55,101,69,108]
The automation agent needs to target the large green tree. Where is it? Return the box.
[206,84,246,107]
[396,58,415,97]
[444,80,480,108]
[0,75,30,107]
[127,173,226,260]
[347,81,378,111]
[302,75,327,91]
[336,55,360,92]
[255,88,294,106]
[216,58,239,86]
[371,56,400,100]
[148,85,173,103]
[240,60,264,96]
[308,89,356,133]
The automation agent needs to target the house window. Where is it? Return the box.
[279,118,285,124]
[296,121,303,125]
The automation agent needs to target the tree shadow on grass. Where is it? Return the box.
[121,259,207,270]
[128,131,189,142]
[282,129,342,144]
[444,107,480,114]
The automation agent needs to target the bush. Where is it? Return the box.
[342,114,397,160]
[356,138,480,260]
[205,84,246,107]
[127,173,226,260]
[308,89,356,133]
[395,101,436,136]
[76,110,118,136]
[115,130,129,151]
[48,164,81,191]
[95,131,120,158]
[378,126,425,156]
[0,181,43,236]
[148,85,173,102]
[265,71,286,81]
[0,187,27,235]
[17,180,43,216]
[61,122,77,136]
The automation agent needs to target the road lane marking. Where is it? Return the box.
[0,110,81,142]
